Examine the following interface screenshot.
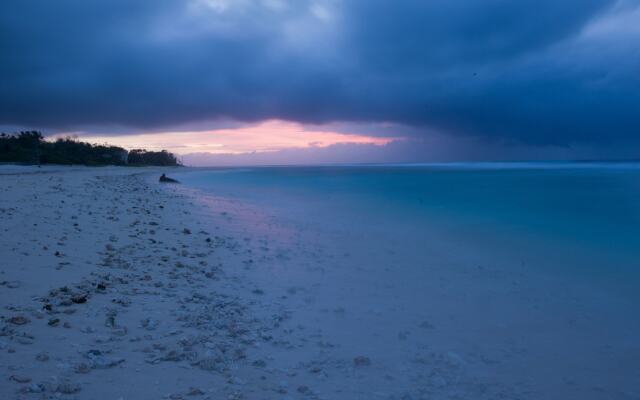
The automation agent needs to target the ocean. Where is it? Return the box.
[176,162,640,288]
[172,162,640,398]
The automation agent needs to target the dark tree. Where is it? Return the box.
[127,149,179,166]
[0,131,179,166]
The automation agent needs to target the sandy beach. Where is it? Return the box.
[1,166,639,400]
[0,166,278,399]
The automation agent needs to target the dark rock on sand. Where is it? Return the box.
[71,293,88,304]
[56,380,81,394]
[10,375,32,383]
[8,315,30,325]
[353,355,372,367]
[187,387,205,396]
[74,363,91,374]
[159,174,180,183]
[0,281,22,289]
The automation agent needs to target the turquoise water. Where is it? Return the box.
[176,163,640,286]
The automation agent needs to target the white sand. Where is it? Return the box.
[0,166,272,399]
[1,166,638,400]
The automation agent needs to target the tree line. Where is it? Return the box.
[0,131,179,166]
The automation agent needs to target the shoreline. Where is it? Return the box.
[2,166,639,400]
[174,167,640,400]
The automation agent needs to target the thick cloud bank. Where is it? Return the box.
[1,0,639,146]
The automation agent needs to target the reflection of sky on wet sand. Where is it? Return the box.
[174,181,301,250]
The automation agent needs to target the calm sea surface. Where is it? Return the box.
[175,162,640,293]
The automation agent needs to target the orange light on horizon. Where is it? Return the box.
[53,120,399,155]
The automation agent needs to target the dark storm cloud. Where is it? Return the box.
[1,0,638,145]
[344,0,610,69]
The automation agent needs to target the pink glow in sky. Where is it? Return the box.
[60,120,398,155]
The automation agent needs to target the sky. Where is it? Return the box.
[1,0,639,165]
